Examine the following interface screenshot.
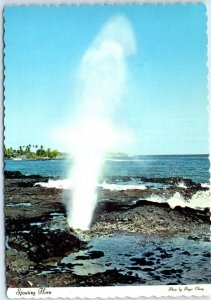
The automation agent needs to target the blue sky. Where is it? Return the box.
[4,4,208,155]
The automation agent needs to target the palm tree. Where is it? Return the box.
[47,148,51,158]
[19,146,23,155]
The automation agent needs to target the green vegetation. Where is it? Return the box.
[4,145,61,160]
[4,146,129,161]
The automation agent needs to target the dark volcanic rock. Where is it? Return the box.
[131,257,154,266]
[24,228,86,262]
[4,170,44,180]
[95,200,132,213]
[74,269,140,286]
[5,173,210,288]
[203,252,210,257]
[16,181,38,188]
[161,269,183,276]
[75,250,104,260]
[135,200,171,209]
[5,171,26,179]
[9,269,141,288]
[7,228,85,258]
[75,255,90,260]
[91,197,210,237]
[87,251,104,259]
[174,205,210,222]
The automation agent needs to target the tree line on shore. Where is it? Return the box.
[4,145,60,159]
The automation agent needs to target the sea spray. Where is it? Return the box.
[142,189,210,210]
[67,16,136,230]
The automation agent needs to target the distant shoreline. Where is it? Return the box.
[4,157,67,161]
[4,153,209,161]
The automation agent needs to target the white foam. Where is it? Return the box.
[143,190,210,210]
[201,183,211,188]
[35,179,71,189]
[35,179,210,211]
[100,182,147,191]
[35,179,147,191]
[177,182,187,189]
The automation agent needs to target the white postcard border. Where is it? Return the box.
[7,285,211,298]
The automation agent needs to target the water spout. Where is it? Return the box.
[67,16,136,230]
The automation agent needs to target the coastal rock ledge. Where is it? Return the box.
[5,171,210,287]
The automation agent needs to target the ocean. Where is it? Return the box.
[4,154,210,183]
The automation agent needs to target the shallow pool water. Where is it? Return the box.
[59,233,210,285]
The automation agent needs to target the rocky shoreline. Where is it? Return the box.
[5,171,210,287]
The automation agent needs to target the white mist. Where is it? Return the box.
[67,16,136,230]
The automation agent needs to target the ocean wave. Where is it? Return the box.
[201,183,211,188]
[34,179,147,191]
[142,190,210,211]
[34,178,210,210]
[100,182,147,191]
[34,179,71,189]
[176,182,188,189]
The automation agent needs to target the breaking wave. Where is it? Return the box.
[35,179,71,189]
[34,179,147,191]
[100,182,147,190]
[142,190,210,211]
[34,177,210,211]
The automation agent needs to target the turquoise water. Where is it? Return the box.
[4,154,210,183]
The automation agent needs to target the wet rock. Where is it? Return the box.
[182,251,191,256]
[5,171,27,179]
[160,253,173,259]
[175,269,183,273]
[5,173,211,287]
[93,200,134,216]
[87,251,104,259]
[16,181,37,188]
[4,171,45,180]
[174,206,210,223]
[152,274,161,281]
[135,200,171,210]
[76,269,140,286]
[26,228,86,262]
[141,267,154,272]
[187,236,201,241]
[202,252,210,257]
[75,255,90,260]
[131,258,154,266]
[25,268,141,287]
[75,250,104,260]
[161,269,183,276]
[7,227,86,264]
[161,269,173,276]
[128,266,142,271]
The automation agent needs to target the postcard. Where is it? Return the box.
[3,2,211,298]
